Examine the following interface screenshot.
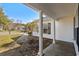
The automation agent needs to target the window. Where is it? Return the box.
[33,23,51,34]
[48,23,51,34]
[43,23,51,34]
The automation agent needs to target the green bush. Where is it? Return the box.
[28,31,32,36]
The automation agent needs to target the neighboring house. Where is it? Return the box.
[0,24,3,31]
[9,23,25,31]
[8,23,17,30]
[15,25,25,31]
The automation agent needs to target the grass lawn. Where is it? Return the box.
[0,34,21,47]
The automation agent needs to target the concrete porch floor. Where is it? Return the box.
[43,40,76,56]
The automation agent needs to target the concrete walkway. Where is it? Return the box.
[16,33,28,43]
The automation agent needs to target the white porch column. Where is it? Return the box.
[38,10,43,56]
[53,19,56,44]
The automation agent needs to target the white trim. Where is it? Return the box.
[73,40,79,56]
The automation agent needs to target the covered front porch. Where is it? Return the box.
[25,3,78,56]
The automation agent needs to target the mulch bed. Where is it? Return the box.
[18,36,52,56]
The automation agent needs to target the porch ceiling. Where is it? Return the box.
[25,3,78,19]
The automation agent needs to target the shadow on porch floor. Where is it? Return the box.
[43,40,76,56]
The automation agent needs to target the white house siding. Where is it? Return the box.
[56,16,74,42]
[33,16,74,42]
[33,18,54,39]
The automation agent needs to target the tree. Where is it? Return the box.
[0,8,5,25]
[0,7,12,34]
[25,21,36,35]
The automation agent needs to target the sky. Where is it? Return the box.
[0,3,39,24]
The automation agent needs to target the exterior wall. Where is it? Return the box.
[56,16,74,42]
[33,18,54,39]
[33,16,74,42]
